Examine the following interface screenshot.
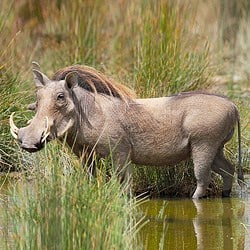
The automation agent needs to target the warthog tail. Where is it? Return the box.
[237,118,244,186]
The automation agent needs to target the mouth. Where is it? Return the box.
[21,134,54,153]
[21,143,44,153]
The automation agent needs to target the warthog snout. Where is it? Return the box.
[10,112,51,153]
[18,127,44,153]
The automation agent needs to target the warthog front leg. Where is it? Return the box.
[114,151,131,183]
[112,149,132,195]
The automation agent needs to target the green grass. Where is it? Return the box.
[133,2,210,97]
[1,144,141,249]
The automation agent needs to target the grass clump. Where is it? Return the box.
[134,2,210,97]
[1,144,140,249]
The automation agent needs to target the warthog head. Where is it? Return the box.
[10,68,79,152]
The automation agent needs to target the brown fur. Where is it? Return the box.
[52,65,135,101]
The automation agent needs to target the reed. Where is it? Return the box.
[133,2,210,97]
[2,144,140,249]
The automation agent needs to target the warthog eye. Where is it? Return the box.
[57,93,65,101]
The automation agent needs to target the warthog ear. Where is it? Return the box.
[32,69,50,87]
[65,71,78,89]
[31,61,41,71]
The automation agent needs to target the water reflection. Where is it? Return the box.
[193,199,247,250]
[138,198,249,249]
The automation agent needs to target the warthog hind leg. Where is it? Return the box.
[192,145,217,199]
[212,148,234,197]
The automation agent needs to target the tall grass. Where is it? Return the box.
[134,2,210,97]
[2,144,141,249]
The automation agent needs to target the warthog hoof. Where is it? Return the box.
[222,190,231,198]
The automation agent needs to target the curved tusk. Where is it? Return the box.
[27,119,33,125]
[10,127,18,139]
[41,116,50,143]
[10,112,19,132]
[32,61,41,71]
[9,112,19,139]
[41,132,50,143]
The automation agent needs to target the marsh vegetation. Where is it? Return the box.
[0,0,249,248]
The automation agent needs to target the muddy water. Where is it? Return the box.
[138,197,249,249]
[138,175,250,250]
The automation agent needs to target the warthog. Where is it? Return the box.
[10,62,244,198]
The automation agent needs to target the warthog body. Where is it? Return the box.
[10,63,244,198]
